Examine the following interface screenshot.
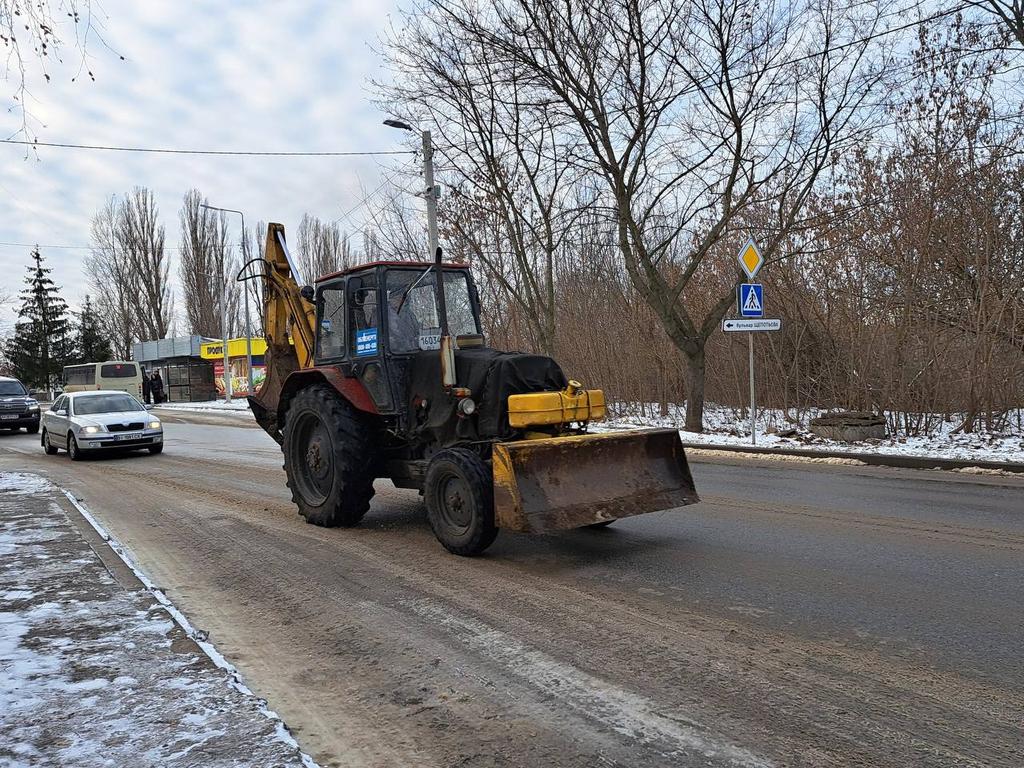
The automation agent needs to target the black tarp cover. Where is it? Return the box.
[406,347,567,445]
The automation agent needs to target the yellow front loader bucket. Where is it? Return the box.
[491,429,699,533]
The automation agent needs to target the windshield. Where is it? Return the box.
[73,394,144,415]
[0,381,27,396]
[385,269,480,353]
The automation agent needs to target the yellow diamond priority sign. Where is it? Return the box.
[737,238,764,280]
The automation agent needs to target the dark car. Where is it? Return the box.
[0,376,41,434]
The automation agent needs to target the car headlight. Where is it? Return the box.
[81,425,104,435]
[27,400,39,411]
[148,420,161,430]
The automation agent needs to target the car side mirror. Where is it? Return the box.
[55,409,67,416]
[145,404,154,410]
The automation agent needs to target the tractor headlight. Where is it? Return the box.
[81,425,104,435]
[457,397,476,416]
[148,420,161,430]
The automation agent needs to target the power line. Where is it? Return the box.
[331,163,418,227]
[0,139,415,157]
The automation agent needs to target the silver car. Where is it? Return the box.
[41,390,164,460]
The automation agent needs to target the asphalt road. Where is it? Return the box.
[1,416,1022,767]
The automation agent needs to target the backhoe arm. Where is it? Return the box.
[249,223,316,441]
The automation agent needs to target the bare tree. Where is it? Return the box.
[294,214,352,284]
[971,0,1024,46]
[1,1,122,136]
[86,197,138,357]
[381,23,590,356]
[390,0,887,430]
[178,189,240,338]
[118,187,172,339]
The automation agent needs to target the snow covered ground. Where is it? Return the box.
[603,403,1024,466]
[156,399,252,414]
[0,472,316,768]
[155,398,1024,465]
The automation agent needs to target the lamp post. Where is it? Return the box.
[197,267,232,403]
[383,119,439,262]
[200,203,254,396]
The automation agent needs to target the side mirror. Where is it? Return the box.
[55,409,67,417]
[300,285,315,302]
[145,404,154,410]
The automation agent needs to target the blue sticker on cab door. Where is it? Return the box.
[355,327,378,356]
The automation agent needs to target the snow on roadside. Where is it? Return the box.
[0,472,317,768]
[601,403,1024,466]
[155,400,252,415]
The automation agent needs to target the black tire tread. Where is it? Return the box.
[425,447,498,556]
[282,384,376,527]
[42,429,58,455]
[68,434,82,461]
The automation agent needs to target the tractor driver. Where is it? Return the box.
[388,290,424,353]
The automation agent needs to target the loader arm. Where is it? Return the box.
[249,223,317,439]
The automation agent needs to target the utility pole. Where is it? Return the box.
[421,129,439,261]
[222,275,232,403]
[200,203,252,396]
[384,119,439,261]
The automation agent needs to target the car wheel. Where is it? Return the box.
[42,429,58,455]
[68,434,83,461]
[26,423,39,435]
[148,444,163,455]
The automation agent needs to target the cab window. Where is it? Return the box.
[385,269,480,353]
[317,285,346,360]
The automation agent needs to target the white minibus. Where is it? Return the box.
[62,361,144,399]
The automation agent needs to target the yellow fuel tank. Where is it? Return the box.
[507,382,606,428]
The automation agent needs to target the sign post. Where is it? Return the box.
[736,239,766,446]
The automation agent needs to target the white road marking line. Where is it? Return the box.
[407,599,773,767]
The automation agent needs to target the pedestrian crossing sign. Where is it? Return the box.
[738,283,763,318]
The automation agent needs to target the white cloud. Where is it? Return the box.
[0,0,414,331]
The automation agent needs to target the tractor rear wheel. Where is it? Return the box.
[425,448,498,556]
[282,384,376,527]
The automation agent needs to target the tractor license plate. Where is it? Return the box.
[115,432,141,441]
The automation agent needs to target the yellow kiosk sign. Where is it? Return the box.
[200,338,268,359]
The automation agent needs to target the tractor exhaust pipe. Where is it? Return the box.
[434,246,456,390]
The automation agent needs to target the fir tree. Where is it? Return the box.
[4,249,74,389]
[76,295,114,363]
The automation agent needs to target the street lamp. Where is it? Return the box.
[200,203,254,398]
[383,118,439,263]
[385,118,456,389]
[197,266,232,403]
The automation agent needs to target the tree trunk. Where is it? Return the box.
[683,347,706,433]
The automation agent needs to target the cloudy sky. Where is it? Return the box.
[1,0,414,331]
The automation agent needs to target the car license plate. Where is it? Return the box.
[0,414,18,420]
[116,432,142,441]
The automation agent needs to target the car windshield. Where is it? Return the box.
[73,394,144,415]
[0,381,27,396]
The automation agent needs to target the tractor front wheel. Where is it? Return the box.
[282,384,376,527]
[425,448,498,557]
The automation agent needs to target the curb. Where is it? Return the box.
[679,441,1024,474]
